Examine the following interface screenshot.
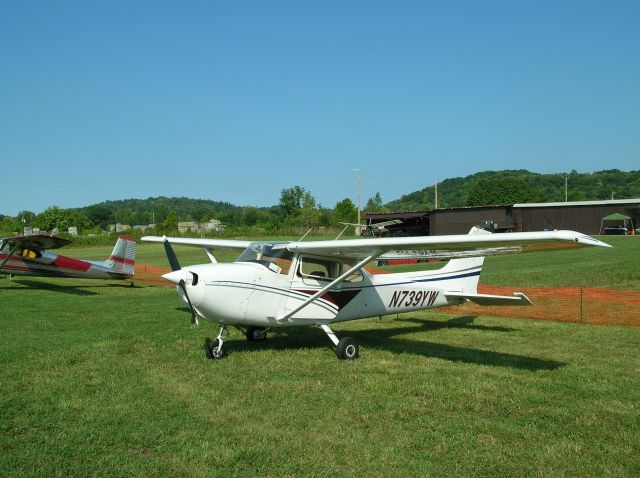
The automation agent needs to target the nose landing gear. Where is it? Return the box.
[204,325,227,360]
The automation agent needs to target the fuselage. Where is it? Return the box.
[0,250,132,280]
[168,253,480,327]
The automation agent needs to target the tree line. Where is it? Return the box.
[2,169,639,237]
[0,188,381,237]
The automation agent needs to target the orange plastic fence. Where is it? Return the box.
[133,264,640,327]
[441,285,640,327]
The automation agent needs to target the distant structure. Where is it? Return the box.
[110,224,132,233]
[132,224,156,232]
[365,199,640,236]
[178,219,225,234]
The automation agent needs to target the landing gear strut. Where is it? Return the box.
[204,325,227,360]
[321,324,359,360]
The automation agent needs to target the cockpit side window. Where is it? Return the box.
[20,249,41,259]
[298,256,338,281]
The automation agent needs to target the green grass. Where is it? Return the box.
[1,274,640,477]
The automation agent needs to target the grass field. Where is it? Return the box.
[1,236,640,476]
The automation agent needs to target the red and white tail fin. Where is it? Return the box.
[104,236,136,276]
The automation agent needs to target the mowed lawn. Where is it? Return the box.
[1,236,639,476]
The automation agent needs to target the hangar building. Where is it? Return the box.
[365,199,640,236]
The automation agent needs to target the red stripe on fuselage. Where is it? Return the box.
[109,256,134,265]
[52,255,92,272]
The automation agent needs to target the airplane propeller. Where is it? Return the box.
[162,237,198,325]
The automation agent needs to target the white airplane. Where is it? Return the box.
[142,228,609,360]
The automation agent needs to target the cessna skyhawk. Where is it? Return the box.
[142,228,609,360]
[0,234,135,280]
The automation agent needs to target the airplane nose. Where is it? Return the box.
[162,269,187,285]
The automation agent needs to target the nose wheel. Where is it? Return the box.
[204,325,227,360]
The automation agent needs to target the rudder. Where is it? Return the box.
[104,236,136,276]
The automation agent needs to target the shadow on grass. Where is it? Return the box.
[201,315,566,371]
[401,315,518,333]
[0,279,133,296]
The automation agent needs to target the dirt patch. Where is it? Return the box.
[133,264,173,287]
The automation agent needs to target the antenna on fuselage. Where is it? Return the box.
[298,228,313,242]
[334,224,350,240]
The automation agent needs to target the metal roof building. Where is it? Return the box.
[365,199,640,236]
[512,199,640,235]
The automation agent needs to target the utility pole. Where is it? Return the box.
[353,169,361,235]
[434,180,438,209]
[565,173,568,202]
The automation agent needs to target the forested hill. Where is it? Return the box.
[78,197,276,229]
[385,169,640,211]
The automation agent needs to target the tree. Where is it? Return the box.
[33,206,69,232]
[84,205,113,229]
[33,206,93,233]
[164,210,178,233]
[0,216,21,235]
[17,210,35,225]
[364,192,386,213]
[298,192,322,227]
[279,186,305,217]
[331,198,357,226]
[467,178,546,206]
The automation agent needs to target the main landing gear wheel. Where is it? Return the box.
[204,337,227,360]
[335,337,359,360]
[245,326,268,342]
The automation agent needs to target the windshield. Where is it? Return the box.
[235,242,293,274]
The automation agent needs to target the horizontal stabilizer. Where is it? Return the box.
[445,292,532,306]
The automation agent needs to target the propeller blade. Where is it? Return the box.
[160,239,197,325]
[162,236,181,272]
[178,279,198,325]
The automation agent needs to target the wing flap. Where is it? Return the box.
[445,291,533,306]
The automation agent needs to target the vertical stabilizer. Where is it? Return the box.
[438,226,489,293]
[104,236,136,276]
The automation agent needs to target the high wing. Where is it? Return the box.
[0,234,73,271]
[2,234,72,251]
[141,236,252,249]
[286,230,610,260]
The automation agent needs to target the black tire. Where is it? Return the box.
[210,338,227,360]
[204,338,214,360]
[335,337,359,360]
[246,326,267,342]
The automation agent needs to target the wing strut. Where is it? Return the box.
[276,253,376,323]
[0,240,22,271]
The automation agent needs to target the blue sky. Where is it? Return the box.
[1,1,638,216]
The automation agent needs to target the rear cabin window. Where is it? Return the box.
[298,257,338,280]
